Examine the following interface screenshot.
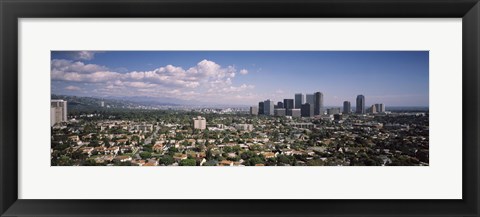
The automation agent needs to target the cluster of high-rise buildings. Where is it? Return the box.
[250,93,385,117]
[251,92,323,118]
[353,95,385,114]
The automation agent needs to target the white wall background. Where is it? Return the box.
[18,18,462,199]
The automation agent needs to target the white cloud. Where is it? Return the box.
[216,84,254,93]
[69,51,100,60]
[52,59,244,89]
[51,59,256,104]
[51,59,108,74]
[53,70,121,83]
[239,69,248,75]
[64,85,81,91]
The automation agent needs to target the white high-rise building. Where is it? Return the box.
[51,99,67,126]
[235,124,254,132]
[193,116,206,130]
[370,105,377,114]
[250,106,258,115]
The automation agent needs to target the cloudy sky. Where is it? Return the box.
[51,51,429,107]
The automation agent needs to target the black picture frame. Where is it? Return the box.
[1,0,479,216]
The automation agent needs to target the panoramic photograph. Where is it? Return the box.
[50,51,429,166]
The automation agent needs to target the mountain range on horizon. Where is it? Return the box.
[51,94,252,108]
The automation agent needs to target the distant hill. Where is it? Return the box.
[51,94,181,111]
[107,95,205,106]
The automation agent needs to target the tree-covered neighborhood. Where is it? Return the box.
[51,96,428,166]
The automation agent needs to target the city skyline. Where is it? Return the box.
[51,51,429,107]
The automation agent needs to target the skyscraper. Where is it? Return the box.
[301,103,314,117]
[375,103,385,113]
[306,94,315,105]
[294,93,304,109]
[314,92,324,116]
[264,100,275,116]
[258,101,264,115]
[343,101,351,114]
[283,99,294,116]
[356,95,365,114]
[51,99,67,126]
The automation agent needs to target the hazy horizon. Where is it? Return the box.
[51,51,429,107]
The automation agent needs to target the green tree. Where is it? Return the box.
[277,154,292,165]
[240,150,255,160]
[306,159,325,166]
[139,152,152,159]
[223,146,233,153]
[103,138,111,147]
[179,158,196,166]
[248,156,265,166]
[160,155,174,165]
[82,159,97,166]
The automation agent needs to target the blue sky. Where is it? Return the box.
[51,51,429,106]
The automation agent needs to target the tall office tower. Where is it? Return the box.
[343,101,351,114]
[356,95,365,114]
[193,116,207,130]
[264,100,275,116]
[301,103,314,117]
[314,92,324,116]
[51,99,67,126]
[283,99,294,116]
[379,103,385,113]
[306,94,315,105]
[369,105,377,114]
[294,93,304,109]
[291,109,301,118]
[277,101,284,108]
[374,103,386,113]
[250,106,258,115]
[258,101,264,115]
